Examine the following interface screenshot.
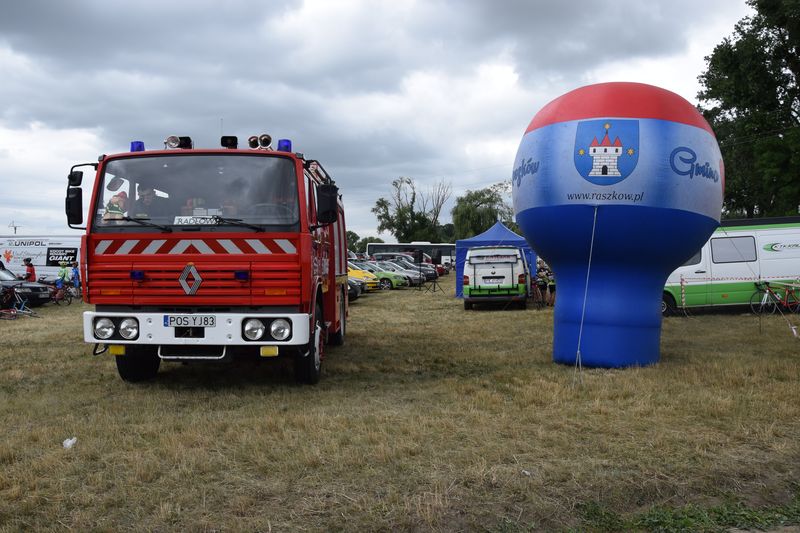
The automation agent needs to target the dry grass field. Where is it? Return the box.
[1,276,799,531]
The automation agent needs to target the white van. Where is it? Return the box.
[463,245,529,310]
[663,217,800,314]
[0,235,82,280]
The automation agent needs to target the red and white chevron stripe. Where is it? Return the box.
[93,238,297,255]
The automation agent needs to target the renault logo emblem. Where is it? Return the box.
[179,264,202,295]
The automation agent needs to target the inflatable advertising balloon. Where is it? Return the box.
[512,82,724,368]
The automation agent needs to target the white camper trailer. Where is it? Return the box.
[0,236,82,280]
[663,217,800,314]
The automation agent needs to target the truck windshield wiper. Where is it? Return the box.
[120,216,173,232]
[214,216,264,232]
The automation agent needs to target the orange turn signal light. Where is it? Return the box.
[265,288,286,296]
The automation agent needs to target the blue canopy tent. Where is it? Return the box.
[455,221,537,297]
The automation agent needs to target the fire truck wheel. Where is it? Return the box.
[329,288,346,346]
[115,346,160,382]
[295,304,322,384]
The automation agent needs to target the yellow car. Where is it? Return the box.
[347,266,379,291]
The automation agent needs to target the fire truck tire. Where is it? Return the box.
[295,304,322,384]
[329,288,346,346]
[115,346,160,382]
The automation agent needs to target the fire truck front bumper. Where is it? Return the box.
[83,311,311,346]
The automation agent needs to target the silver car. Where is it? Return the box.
[377,261,425,286]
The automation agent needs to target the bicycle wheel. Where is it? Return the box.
[785,290,800,313]
[750,289,776,314]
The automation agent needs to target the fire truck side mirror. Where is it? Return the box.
[66,187,83,225]
[316,184,339,225]
[68,170,83,186]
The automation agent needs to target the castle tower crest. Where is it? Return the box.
[588,127,623,177]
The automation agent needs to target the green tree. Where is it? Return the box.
[355,236,383,254]
[346,231,360,251]
[438,223,455,243]
[372,177,452,242]
[451,182,516,240]
[698,0,800,217]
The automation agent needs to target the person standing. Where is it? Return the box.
[535,260,549,307]
[56,262,70,288]
[71,261,81,291]
[22,258,37,282]
[547,269,556,307]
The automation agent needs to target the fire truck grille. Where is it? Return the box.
[88,261,302,306]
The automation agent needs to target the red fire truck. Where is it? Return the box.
[65,134,348,384]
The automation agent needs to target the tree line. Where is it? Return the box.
[698,0,799,218]
[346,177,517,252]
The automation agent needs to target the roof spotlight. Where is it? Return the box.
[258,134,272,149]
[220,135,238,149]
[164,135,193,149]
[248,135,259,149]
[165,135,181,149]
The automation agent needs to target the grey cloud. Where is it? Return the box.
[0,0,748,236]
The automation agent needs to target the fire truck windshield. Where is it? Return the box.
[93,154,300,232]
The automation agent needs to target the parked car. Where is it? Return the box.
[350,261,409,290]
[393,258,438,281]
[371,252,417,263]
[347,278,362,301]
[377,261,425,286]
[0,269,51,307]
[463,245,530,310]
[347,264,380,291]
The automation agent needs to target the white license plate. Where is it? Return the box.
[482,278,504,284]
[163,315,216,327]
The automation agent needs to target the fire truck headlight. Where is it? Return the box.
[94,318,115,340]
[243,319,266,340]
[269,319,291,341]
[118,318,139,340]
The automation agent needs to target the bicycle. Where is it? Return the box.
[0,287,17,319]
[530,279,547,310]
[67,282,82,302]
[1,285,40,318]
[43,279,74,305]
[749,281,800,315]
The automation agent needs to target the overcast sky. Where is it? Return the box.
[0,0,752,240]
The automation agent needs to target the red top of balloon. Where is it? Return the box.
[525,82,715,136]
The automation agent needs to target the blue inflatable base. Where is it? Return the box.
[516,204,718,368]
